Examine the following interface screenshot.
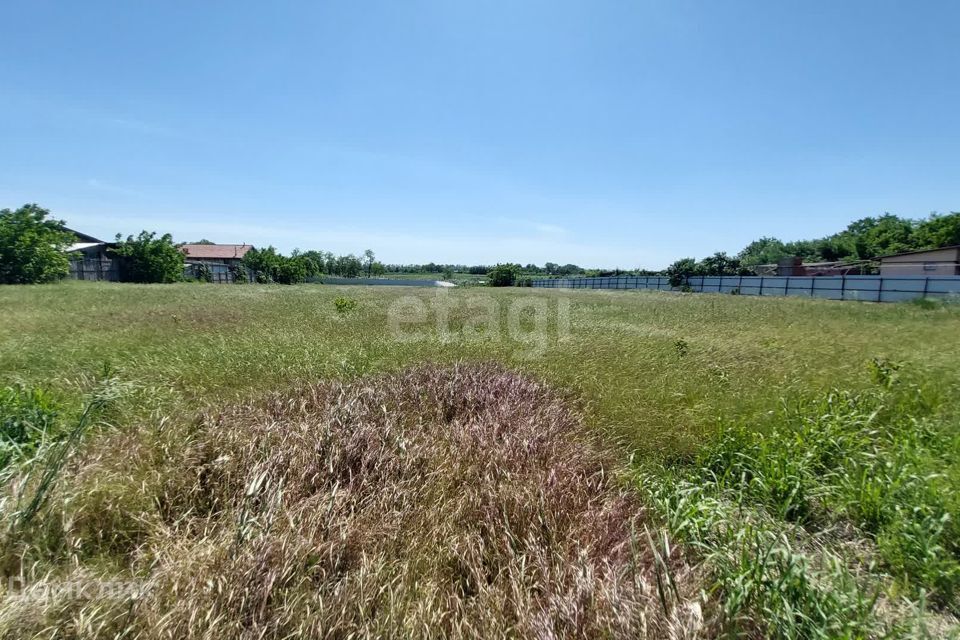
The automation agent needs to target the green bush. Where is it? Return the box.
[228,264,248,283]
[334,296,358,313]
[195,263,214,283]
[0,386,59,468]
[242,247,307,284]
[274,257,307,285]
[487,263,521,287]
[0,204,73,284]
[113,231,184,283]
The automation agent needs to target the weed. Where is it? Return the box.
[869,356,902,388]
[13,371,126,529]
[0,386,59,469]
[333,295,358,313]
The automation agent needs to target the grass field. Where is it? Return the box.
[1,281,959,638]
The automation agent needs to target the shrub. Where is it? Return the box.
[228,264,248,284]
[666,258,697,288]
[242,248,307,284]
[194,263,213,283]
[242,246,282,280]
[333,296,357,313]
[113,231,184,283]
[674,338,689,358]
[0,386,59,468]
[487,263,521,287]
[0,204,73,284]
[274,257,307,285]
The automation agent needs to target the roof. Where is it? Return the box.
[877,245,960,260]
[65,242,107,253]
[180,244,253,260]
[64,227,107,244]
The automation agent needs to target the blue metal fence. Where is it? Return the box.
[529,275,960,303]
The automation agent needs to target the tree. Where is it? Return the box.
[363,249,376,277]
[335,254,362,277]
[699,252,744,276]
[370,261,386,277]
[0,204,73,284]
[781,239,820,262]
[113,231,184,283]
[242,246,283,280]
[274,256,307,284]
[845,214,914,259]
[487,263,521,287]
[296,250,326,277]
[738,237,787,267]
[666,258,698,287]
[913,212,960,249]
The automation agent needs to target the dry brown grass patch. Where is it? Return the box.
[1,364,704,639]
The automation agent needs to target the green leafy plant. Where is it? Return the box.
[334,296,358,313]
[113,231,184,283]
[0,204,73,284]
[0,386,59,469]
[228,263,248,284]
[868,356,901,388]
[195,263,214,283]
[487,263,522,287]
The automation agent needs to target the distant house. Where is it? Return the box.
[180,244,255,283]
[753,256,868,277]
[63,228,113,261]
[63,228,120,281]
[878,246,960,276]
[180,244,254,266]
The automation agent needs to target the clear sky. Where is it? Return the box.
[2,1,958,268]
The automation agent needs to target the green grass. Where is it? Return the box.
[3,281,958,454]
[1,281,959,637]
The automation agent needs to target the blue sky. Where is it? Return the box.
[2,0,958,268]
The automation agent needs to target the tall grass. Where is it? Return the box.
[638,363,960,637]
[1,283,959,637]
[0,365,706,639]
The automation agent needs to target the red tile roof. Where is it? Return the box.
[180,244,253,260]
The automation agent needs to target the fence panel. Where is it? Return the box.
[529,274,960,303]
[68,258,120,281]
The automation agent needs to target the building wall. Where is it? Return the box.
[880,248,960,276]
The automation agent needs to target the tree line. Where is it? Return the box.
[3,204,957,286]
[663,212,960,285]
